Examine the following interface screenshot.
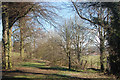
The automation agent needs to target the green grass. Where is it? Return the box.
[20,62,46,67]
[18,61,101,74]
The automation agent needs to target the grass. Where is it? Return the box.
[2,59,113,80]
[20,62,46,67]
[2,54,113,80]
[18,60,105,75]
[16,56,104,74]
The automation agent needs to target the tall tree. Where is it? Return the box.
[72,17,90,63]
[2,2,35,69]
[2,2,9,69]
[101,2,120,77]
[19,18,24,59]
[65,21,72,70]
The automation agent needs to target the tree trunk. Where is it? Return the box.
[2,12,6,69]
[77,49,81,63]
[77,51,80,62]
[68,51,71,70]
[77,34,80,62]
[100,30,105,71]
[8,28,12,69]
[34,39,35,50]
[19,19,24,59]
[2,7,9,69]
[77,42,80,63]
[100,40,105,71]
[99,7,105,72]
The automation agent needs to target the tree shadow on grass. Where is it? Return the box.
[22,63,81,72]
[2,70,113,80]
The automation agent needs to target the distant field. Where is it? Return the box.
[81,54,107,69]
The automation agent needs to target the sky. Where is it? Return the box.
[0,2,99,43]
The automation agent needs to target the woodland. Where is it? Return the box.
[1,1,120,80]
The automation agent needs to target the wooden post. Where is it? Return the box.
[97,62,99,69]
[83,60,87,70]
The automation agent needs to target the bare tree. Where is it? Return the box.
[72,16,91,63]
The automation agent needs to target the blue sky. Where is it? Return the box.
[0,2,74,41]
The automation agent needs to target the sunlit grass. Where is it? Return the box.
[3,59,112,79]
[81,54,108,69]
